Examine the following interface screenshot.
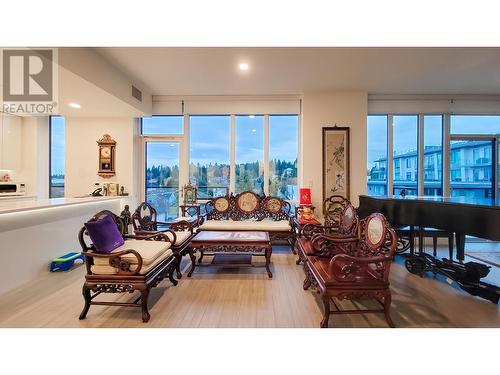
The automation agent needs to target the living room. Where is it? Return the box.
[1,1,499,375]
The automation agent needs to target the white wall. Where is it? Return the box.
[16,117,50,198]
[64,117,137,202]
[301,91,368,214]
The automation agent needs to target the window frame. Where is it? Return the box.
[141,113,300,204]
[367,112,500,200]
[49,115,65,198]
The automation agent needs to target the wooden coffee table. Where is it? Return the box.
[187,231,273,278]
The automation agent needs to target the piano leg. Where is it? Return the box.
[455,233,465,262]
[448,233,454,261]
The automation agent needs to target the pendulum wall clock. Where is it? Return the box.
[97,134,116,178]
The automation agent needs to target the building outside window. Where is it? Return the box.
[367,114,498,199]
[49,116,65,198]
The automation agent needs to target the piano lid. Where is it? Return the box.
[360,195,500,209]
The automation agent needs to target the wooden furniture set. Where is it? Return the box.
[295,200,398,328]
[198,191,295,244]
[78,193,398,327]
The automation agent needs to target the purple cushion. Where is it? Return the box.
[84,215,124,253]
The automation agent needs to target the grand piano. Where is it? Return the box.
[357,195,500,262]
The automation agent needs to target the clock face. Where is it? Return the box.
[101,147,111,158]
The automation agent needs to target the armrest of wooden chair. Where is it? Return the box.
[310,232,359,256]
[85,249,144,276]
[327,252,393,282]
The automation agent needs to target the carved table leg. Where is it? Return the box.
[320,295,330,328]
[140,288,151,323]
[265,246,273,278]
[303,276,311,290]
[187,248,196,277]
[79,284,91,320]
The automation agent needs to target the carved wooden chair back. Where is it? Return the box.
[205,191,292,222]
[355,213,398,282]
[132,202,159,232]
[231,191,264,220]
[323,195,351,226]
[338,203,359,237]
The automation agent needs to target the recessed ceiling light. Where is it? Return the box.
[69,102,81,109]
[249,115,255,119]
[252,129,257,133]
[239,63,249,71]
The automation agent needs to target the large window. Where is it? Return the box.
[235,115,264,194]
[367,113,500,199]
[49,116,65,198]
[145,141,180,220]
[449,115,498,199]
[449,140,494,198]
[269,115,298,200]
[367,115,388,196]
[142,116,184,135]
[189,115,230,198]
[393,115,418,195]
[423,115,443,196]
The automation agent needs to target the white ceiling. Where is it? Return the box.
[96,48,500,96]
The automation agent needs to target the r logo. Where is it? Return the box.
[2,49,53,102]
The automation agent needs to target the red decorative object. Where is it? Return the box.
[299,188,312,206]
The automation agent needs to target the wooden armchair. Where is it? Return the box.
[78,210,179,323]
[132,202,197,278]
[295,203,359,265]
[303,213,397,328]
[323,195,352,227]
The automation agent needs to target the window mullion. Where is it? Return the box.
[230,114,236,194]
[418,114,424,195]
[387,114,394,195]
[264,115,270,195]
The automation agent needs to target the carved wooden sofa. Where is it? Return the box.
[78,210,179,323]
[132,202,196,278]
[301,213,397,328]
[198,191,295,243]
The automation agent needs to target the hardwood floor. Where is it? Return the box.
[0,245,499,328]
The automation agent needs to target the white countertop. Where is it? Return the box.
[0,196,124,215]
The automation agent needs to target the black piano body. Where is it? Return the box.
[358,195,500,261]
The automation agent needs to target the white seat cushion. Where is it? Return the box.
[164,231,192,246]
[199,219,291,232]
[90,239,173,275]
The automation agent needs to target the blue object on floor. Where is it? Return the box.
[50,252,85,272]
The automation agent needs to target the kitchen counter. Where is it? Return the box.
[0,196,123,215]
[0,195,129,296]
